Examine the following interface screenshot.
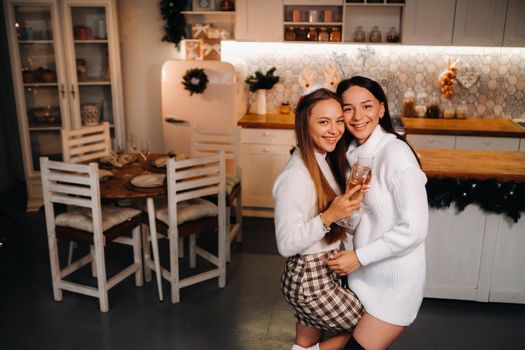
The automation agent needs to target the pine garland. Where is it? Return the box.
[160,0,187,47]
[426,178,525,222]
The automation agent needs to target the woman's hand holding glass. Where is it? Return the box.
[321,184,363,227]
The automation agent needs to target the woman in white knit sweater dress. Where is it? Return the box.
[273,88,365,350]
[326,76,429,350]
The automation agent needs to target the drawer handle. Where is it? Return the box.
[426,138,434,143]
[262,131,270,136]
[484,140,492,145]
[262,147,270,153]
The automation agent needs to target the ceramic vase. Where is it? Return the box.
[81,103,100,126]
[256,89,267,115]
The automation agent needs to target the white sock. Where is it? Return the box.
[291,343,320,350]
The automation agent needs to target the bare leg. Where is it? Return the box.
[319,333,352,350]
[352,313,404,350]
[296,323,323,348]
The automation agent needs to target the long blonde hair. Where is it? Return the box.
[295,88,348,244]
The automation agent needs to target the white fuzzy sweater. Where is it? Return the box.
[346,125,428,326]
[273,151,343,257]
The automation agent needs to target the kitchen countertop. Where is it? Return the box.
[238,112,294,129]
[402,117,525,137]
[418,148,525,182]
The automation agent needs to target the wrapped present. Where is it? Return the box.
[191,23,211,39]
[184,39,203,60]
[202,39,221,61]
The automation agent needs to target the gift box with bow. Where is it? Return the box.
[191,23,212,39]
[202,38,221,61]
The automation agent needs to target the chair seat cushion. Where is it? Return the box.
[226,175,240,196]
[55,206,141,233]
[155,198,218,226]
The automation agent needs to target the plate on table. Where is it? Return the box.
[130,173,166,188]
[98,169,115,181]
[100,154,137,167]
[152,156,168,168]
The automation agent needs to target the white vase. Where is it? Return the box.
[256,89,267,115]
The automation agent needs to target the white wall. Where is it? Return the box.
[117,0,183,152]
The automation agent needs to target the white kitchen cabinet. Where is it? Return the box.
[4,0,125,210]
[425,205,487,301]
[489,215,525,303]
[520,139,525,152]
[406,134,456,149]
[455,136,520,151]
[241,128,295,215]
[236,0,283,42]
[402,0,455,45]
[343,2,404,43]
[452,0,508,46]
[504,0,525,46]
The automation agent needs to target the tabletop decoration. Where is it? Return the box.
[245,67,280,115]
[160,0,187,47]
[426,178,524,222]
[182,68,209,95]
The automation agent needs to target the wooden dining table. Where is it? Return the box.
[95,153,168,300]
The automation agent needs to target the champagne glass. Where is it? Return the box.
[127,133,139,154]
[335,156,373,230]
[139,139,150,161]
[357,156,373,213]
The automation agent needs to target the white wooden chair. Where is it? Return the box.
[40,157,143,312]
[61,122,112,163]
[143,153,227,303]
[61,122,112,264]
[190,126,242,262]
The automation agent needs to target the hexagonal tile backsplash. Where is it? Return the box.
[222,42,525,118]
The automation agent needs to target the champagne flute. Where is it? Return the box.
[127,133,139,154]
[139,139,150,161]
[335,156,373,230]
[356,156,373,213]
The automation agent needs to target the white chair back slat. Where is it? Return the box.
[49,194,93,208]
[62,122,111,163]
[47,159,93,172]
[48,183,92,197]
[175,176,221,192]
[171,153,220,169]
[174,164,221,180]
[175,186,221,202]
[48,172,92,186]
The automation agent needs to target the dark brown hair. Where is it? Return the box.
[295,88,348,244]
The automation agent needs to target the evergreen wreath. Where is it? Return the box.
[182,68,209,95]
[426,177,525,222]
[160,0,187,47]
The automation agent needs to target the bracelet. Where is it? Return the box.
[319,213,331,232]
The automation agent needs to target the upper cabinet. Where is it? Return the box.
[403,0,456,45]
[236,0,283,41]
[452,0,507,46]
[503,0,525,46]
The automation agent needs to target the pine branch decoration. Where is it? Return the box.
[245,67,280,92]
[160,0,187,47]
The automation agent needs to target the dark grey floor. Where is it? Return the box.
[1,186,525,349]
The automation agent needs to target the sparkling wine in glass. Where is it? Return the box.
[139,139,150,161]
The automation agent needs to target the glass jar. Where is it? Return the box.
[386,26,400,43]
[426,93,441,118]
[369,26,382,43]
[330,27,341,42]
[443,102,455,119]
[456,102,468,119]
[318,27,329,41]
[295,27,307,41]
[220,0,235,11]
[307,27,318,41]
[402,88,415,118]
[285,27,296,41]
[414,92,428,118]
[354,26,366,42]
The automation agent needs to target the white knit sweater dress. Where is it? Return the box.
[345,125,428,326]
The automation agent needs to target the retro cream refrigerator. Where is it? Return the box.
[161,60,247,155]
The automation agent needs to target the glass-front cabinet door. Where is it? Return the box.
[10,2,69,173]
[61,2,118,130]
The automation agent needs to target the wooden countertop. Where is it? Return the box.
[418,148,525,182]
[238,112,294,129]
[402,117,525,137]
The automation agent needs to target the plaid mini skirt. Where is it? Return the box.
[281,250,363,333]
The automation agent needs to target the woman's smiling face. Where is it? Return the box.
[308,98,345,153]
[341,85,385,144]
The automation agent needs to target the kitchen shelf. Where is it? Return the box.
[181,11,235,15]
[74,39,108,44]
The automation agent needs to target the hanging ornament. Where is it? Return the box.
[182,68,209,95]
